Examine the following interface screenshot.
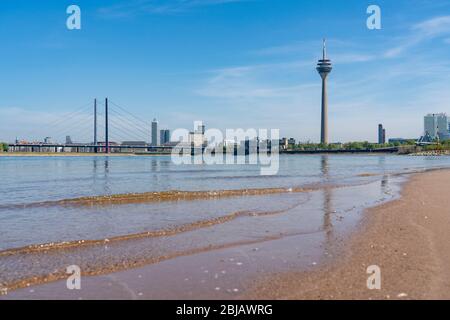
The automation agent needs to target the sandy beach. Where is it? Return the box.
[247,169,450,300]
[2,168,450,300]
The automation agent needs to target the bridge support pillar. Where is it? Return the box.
[105,98,109,154]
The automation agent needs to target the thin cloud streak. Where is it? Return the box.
[384,15,450,58]
[196,60,315,99]
[252,15,450,63]
[98,0,251,18]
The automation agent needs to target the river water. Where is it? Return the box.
[1,154,450,290]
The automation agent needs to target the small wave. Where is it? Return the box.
[357,173,379,177]
[2,227,324,292]
[0,187,312,209]
[2,168,428,211]
[0,194,310,257]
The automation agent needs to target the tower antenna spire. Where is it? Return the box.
[322,38,326,60]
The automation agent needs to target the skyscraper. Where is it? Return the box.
[316,39,332,144]
[196,123,205,135]
[160,129,170,145]
[151,118,158,146]
[424,113,449,140]
[164,129,170,144]
[378,124,386,144]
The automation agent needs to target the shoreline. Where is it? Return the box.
[2,169,450,299]
[0,152,171,157]
[2,152,450,158]
[246,169,450,299]
[1,151,399,157]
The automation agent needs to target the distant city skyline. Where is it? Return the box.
[1,0,450,143]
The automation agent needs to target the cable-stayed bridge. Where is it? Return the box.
[8,98,173,154]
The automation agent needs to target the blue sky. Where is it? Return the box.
[1,0,450,143]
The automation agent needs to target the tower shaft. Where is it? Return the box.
[321,77,328,144]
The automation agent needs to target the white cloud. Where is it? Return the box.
[383,15,450,58]
[413,15,450,37]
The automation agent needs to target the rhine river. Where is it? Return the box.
[1,154,450,291]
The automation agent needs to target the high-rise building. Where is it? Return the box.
[316,39,332,144]
[189,122,205,148]
[189,131,206,147]
[159,130,165,145]
[424,113,449,140]
[197,124,205,135]
[188,122,206,147]
[164,129,170,144]
[378,124,386,144]
[160,129,170,145]
[151,118,158,146]
[437,115,449,140]
[279,138,288,150]
[424,115,436,137]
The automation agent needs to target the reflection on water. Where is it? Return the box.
[320,155,329,176]
[321,156,334,248]
[1,154,450,290]
[381,175,389,192]
[2,154,450,206]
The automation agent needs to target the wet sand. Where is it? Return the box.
[248,169,450,299]
[2,169,450,299]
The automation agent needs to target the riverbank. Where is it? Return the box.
[281,148,398,154]
[2,150,397,156]
[246,169,450,299]
[409,150,450,156]
[0,152,170,157]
